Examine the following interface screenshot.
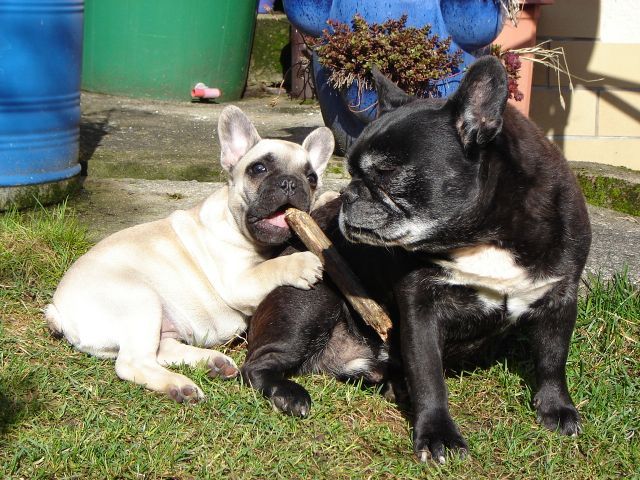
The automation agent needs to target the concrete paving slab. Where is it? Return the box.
[80,92,344,182]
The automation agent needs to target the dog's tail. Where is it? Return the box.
[44,303,64,339]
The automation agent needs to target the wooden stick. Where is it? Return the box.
[285,208,392,341]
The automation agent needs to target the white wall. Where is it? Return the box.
[600,0,640,43]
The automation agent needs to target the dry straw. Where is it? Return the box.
[508,42,603,110]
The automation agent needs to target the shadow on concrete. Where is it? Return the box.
[79,109,113,177]
[277,126,317,143]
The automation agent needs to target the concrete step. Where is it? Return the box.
[80,92,639,218]
[572,161,640,217]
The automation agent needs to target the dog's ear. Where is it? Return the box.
[448,56,508,149]
[302,126,334,178]
[372,67,414,116]
[218,105,262,171]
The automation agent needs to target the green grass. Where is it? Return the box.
[1,206,638,479]
[0,204,91,310]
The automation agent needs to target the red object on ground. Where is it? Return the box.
[191,82,222,99]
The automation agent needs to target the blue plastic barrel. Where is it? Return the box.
[0,0,83,209]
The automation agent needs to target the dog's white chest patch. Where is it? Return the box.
[435,245,560,320]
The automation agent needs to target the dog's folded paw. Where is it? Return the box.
[269,380,312,417]
[167,383,205,404]
[413,412,468,464]
[285,251,323,290]
[207,355,240,380]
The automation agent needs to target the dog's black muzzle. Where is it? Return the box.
[250,174,311,218]
[340,178,390,232]
[246,174,313,246]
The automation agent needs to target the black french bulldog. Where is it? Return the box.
[241,56,591,463]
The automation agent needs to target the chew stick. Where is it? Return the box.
[285,208,393,341]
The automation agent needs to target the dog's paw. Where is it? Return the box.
[207,355,240,380]
[285,251,323,290]
[167,383,205,404]
[534,394,582,436]
[413,412,468,464]
[269,380,312,417]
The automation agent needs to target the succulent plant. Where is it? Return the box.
[312,14,464,98]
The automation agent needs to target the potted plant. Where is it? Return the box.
[311,15,464,123]
[282,0,507,152]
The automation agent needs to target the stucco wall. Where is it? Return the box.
[529,0,640,170]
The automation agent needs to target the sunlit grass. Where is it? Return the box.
[0,206,637,478]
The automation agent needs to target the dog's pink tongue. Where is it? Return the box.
[265,211,288,228]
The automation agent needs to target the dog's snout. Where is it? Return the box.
[342,179,368,205]
[279,177,297,196]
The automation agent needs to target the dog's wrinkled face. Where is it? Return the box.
[232,139,322,246]
[218,106,334,246]
[339,57,508,251]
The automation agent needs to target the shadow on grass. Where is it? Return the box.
[378,331,539,425]
[321,316,540,425]
[444,330,536,382]
[0,374,42,435]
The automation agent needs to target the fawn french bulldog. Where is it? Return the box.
[46,106,334,403]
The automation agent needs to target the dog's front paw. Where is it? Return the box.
[413,411,468,464]
[284,251,323,290]
[167,383,205,404]
[269,380,312,417]
[534,393,582,436]
[207,354,240,380]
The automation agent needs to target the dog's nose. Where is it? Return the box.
[342,187,358,205]
[279,177,297,196]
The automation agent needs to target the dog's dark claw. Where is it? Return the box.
[414,413,468,464]
[536,404,582,436]
[269,381,312,417]
[416,440,468,464]
[533,391,582,435]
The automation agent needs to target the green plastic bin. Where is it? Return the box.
[82,0,258,101]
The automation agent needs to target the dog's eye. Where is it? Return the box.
[250,162,267,175]
[307,173,318,186]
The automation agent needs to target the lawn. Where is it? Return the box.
[0,206,638,479]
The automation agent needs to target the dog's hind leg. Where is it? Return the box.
[242,283,385,417]
[113,292,205,403]
[242,285,338,416]
[44,304,64,339]
[115,356,205,403]
[156,337,239,379]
